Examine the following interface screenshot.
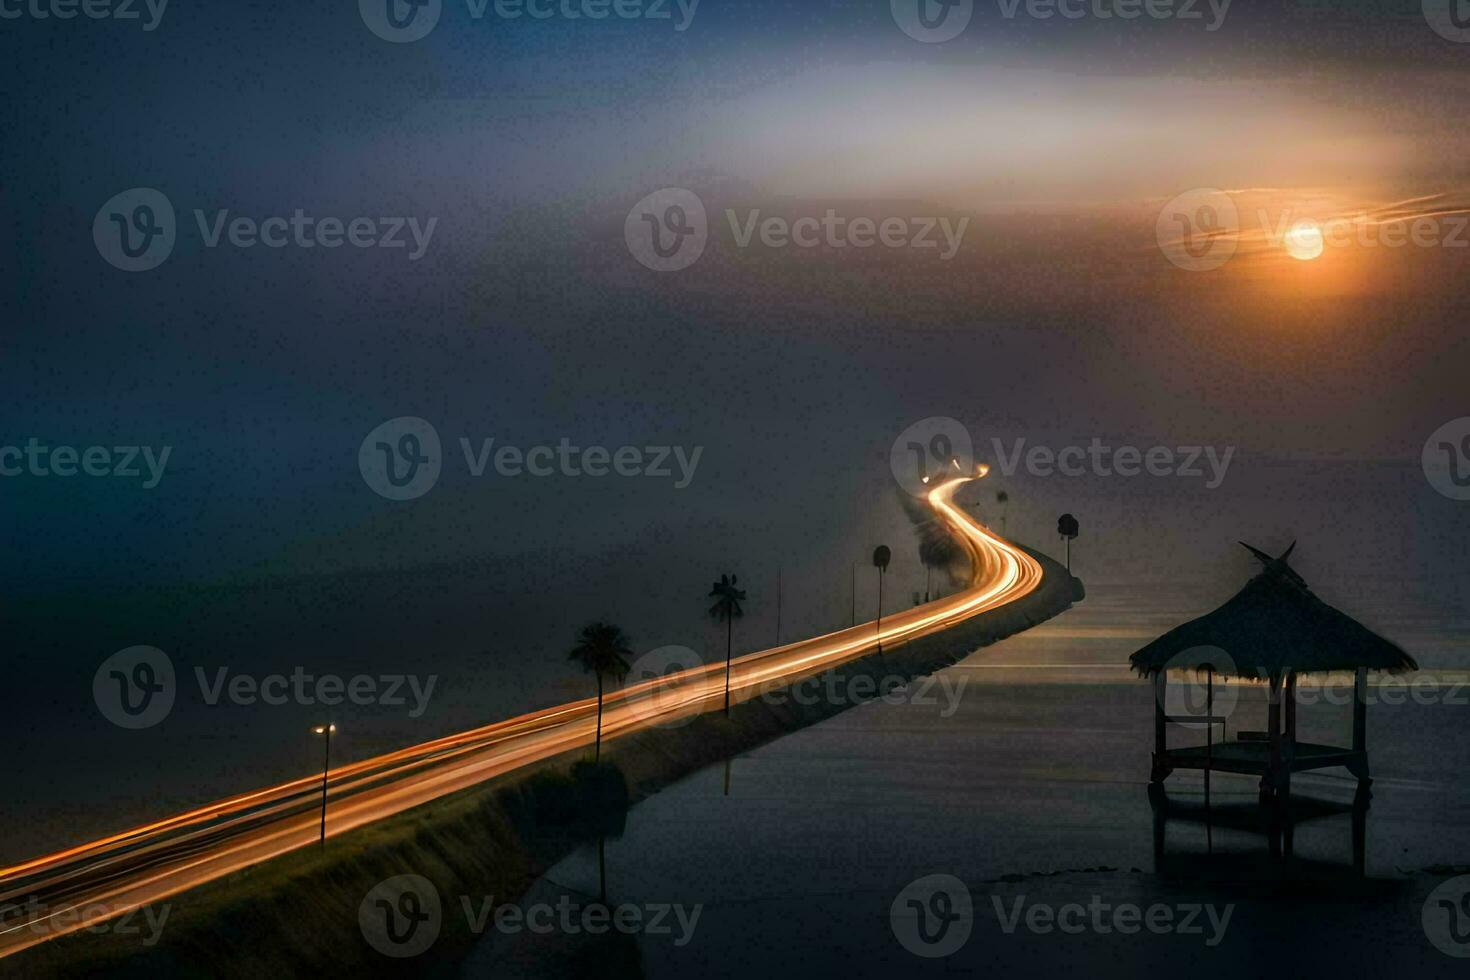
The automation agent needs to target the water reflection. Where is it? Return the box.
[1148,783,1369,878]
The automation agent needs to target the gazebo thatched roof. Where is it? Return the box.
[1130,543,1418,679]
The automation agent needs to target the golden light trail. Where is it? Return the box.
[0,476,1046,959]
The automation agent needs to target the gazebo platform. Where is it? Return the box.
[1156,735,1368,780]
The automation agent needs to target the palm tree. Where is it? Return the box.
[567,622,633,762]
[708,574,746,714]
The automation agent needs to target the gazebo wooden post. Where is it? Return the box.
[1352,666,1367,752]
[1281,672,1298,860]
[1283,671,1297,797]
[1263,672,1282,806]
[1151,669,1168,785]
[1351,666,1371,797]
[1205,671,1213,850]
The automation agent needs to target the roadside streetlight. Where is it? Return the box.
[311,723,336,847]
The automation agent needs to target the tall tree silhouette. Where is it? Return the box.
[708,574,746,715]
[567,622,633,762]
[918,521,961,601]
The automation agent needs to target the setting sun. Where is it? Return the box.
[1284,220,1325,260]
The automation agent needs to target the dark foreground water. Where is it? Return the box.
[465,593,1470,978]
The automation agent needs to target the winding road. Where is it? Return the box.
[0,476,1045,959]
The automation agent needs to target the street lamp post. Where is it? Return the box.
[872,545,891,655]
[311,723,336,847]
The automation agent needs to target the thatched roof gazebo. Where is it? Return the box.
[1131,543,1417,806]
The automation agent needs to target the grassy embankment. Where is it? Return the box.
[14,547,1083,978]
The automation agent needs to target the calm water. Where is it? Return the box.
[471,585,1470,978]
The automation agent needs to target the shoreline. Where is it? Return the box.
[12,545,1083,977]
